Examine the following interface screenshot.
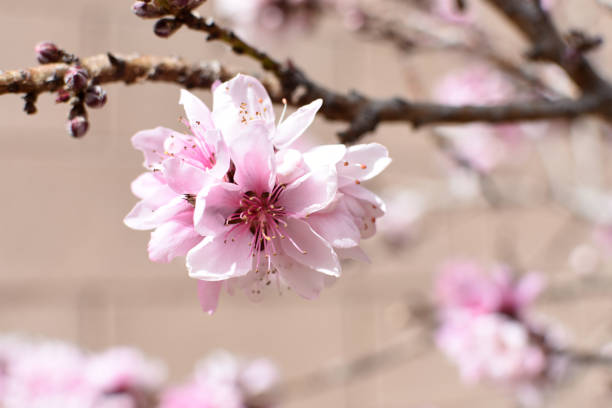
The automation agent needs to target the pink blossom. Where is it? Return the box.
[2,341,93,408]
[435,261,544,317]
[436,313,547,384]
[377,188,424,249]
[124,89,231,263]
[433,65,539,172]
[126,74,389,313]
[434,261,564,403]
[85,347,165,394]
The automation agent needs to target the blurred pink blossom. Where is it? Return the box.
[434,261,564,404]
[434,65,544,172]
[160,351,278,408]
[435,261,544,317]
[436,313,547,384]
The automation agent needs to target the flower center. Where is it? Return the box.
[224,185,289,266]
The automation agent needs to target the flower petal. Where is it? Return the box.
[273,99,322,149]
[193,182,243,236]
[212,74,275,145]
[196,280,223,315]
[230,127,276,195]
[306,198,360,248]
[148,211,202,263]
[338,143,392,186]
[206,130,231,179]
[179,89,215,130]
[123,196,191,230]
[275,254,325,299]
[131,127,174,170]
[303,144,346,168]
[335,246,370,263]
[279,218,340,277]
[281,166,337,217]
[187,234,253,281]
[130,172,166,200]
[163,158,214,195]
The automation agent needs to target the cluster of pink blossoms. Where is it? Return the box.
[0,336,165,408]
[0,336,278,408]
[125,74,390,313]
[434,261,565,406]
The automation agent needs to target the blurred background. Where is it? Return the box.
[2,1,612,407]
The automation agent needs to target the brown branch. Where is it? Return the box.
[163,9,612,142]
[484,0,612,99]
[0,53,606,142]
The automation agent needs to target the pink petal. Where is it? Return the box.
[335,246,370,263]
[124,187,190,231]
[280,166,337,217]
[306,200,360,248]
[197,280,223,314]
[514,273,545,308]
[130,172,166,200]
[131,127,174,169]
[179,89,215,130]
[194,182,242,236]
[206,130,231,179]
[275,254,325,299]
[279,218,340,277]
[148,212,202,263]
[273,99,322,149]
[230,127,276,195]
[338,143,392,187]
[212,74,275,145]
[186,234,253,280]
[162,158,213,195]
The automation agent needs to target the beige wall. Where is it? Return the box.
[2,1,612,407]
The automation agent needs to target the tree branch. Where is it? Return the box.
[0,53,606,143]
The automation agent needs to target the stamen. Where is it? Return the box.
[278,98,288,125]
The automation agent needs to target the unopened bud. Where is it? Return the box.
[55,90,71,104]
[154,18,182,38]
[64,67,89,92]
[84,86,108,109]
[35,42,62,64]
[67,116,89,138]
[132,1,166,18]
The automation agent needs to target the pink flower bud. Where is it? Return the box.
[154,18,182,38]
[84,86,108,109]
[64,67,89,92]
[55,90,71,104]
[67,116,89,138]
[35,42,61,64]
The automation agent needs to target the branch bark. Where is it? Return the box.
[0,53,606,143]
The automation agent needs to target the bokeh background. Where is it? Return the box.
[2,1,612,407]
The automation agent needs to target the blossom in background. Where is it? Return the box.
[159,351,278,408]
[125,74,390,313]
[213,0,362,38]
[434,261,564,406]
[433,65,545,173]
[0,336,277,408]
[376,188,424,249]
